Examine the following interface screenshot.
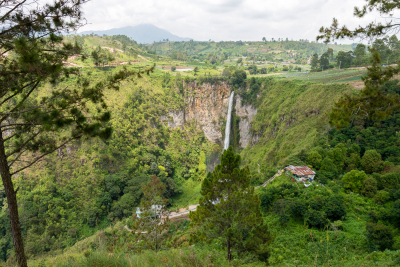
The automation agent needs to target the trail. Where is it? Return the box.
[138,55,149,62]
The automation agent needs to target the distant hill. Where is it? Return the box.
[79,24,191,44]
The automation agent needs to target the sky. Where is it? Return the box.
[79,0,397,43]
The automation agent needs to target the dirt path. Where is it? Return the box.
[101,46,124,53]
[138,55,149,62]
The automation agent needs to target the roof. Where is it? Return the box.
[285,165,316,176]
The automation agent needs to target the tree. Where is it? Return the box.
[353,43,367,66]
[327,48,334,60]
[361,177,378,198]
[317,1,400,43]
[320,52,330,70]
[329,49,400,128]
[230,69,247,88]
[307,150,322,169]
[361,150,383,174]
[129,175,169,253]
[171,65,176,71]
[318,1,400,129]
[376,172,400,190]
[336,51,353,68]
[0,1,151,265]
[311,53,319,69]
[248,64,258,75]
[222,68,230,77]
[189,147,270,261]
[262,37,266,43]
[342,170,367,193]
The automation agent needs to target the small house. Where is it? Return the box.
[285,165,316,182]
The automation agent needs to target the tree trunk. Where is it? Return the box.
[227,239,231,261]
[0,132,27,267]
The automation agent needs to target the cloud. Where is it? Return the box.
[78,0,399,43]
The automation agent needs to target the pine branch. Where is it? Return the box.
[10,134,82,175]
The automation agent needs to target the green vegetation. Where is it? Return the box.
[190,147,270,261]
[3,0,400,265]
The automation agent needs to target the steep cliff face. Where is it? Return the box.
[184,81,231,143]
[160,81,257,147]
[235,95,257,148]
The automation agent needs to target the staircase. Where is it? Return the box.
[255,169,283,189]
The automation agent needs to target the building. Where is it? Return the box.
[285,165,316,182]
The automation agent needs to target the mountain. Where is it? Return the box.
[79,24,192,44]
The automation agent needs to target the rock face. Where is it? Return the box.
[235,95,257,148]
[184,81,231,143]
[160,81,257,147]
[160,81,231,144]
[160,111,185,129]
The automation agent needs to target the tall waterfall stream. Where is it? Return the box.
[223,91,234,150]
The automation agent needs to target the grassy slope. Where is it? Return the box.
[241,78,355,173]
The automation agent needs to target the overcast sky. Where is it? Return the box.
[79,0,396,43]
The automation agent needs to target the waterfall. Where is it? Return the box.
[224,91,234,150]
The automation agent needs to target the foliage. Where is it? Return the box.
[361,177,378,198]
[336,51,353,68]
[342,170,367,193]
[190,147,270,261]
[361,150,383,174]
[0,1,153,265]
[366,222,394,252]
[229,69,247,89]
[376,172,400,190]
[318,0,400,42]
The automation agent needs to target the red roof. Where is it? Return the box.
[285,165,315,176]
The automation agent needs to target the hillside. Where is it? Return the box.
[2,42,400,265]
[239,78,355,177]
[0,66,358,261]
[79,24,192,44]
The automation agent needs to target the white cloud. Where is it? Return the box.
[79,0,399,43]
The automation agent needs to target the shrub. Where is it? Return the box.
[305,209,328,229]
[366,222,394,251]
[324,196,346,221]
[342,170,367,193]
[290,200,306,220]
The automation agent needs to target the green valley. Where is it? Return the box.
[2,1,400,266]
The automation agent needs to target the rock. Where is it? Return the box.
[184,81,231,143]
[160,81,231,144]
[160,110,185,129]
[235,95,257,148]
[251,134,261,146]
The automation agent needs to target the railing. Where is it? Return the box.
[255,169,283,189]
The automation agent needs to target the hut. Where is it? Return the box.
[285,165,316,182]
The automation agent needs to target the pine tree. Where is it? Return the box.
[0,1,152,265]
[189,147,270,261]
[130,175,169,253]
